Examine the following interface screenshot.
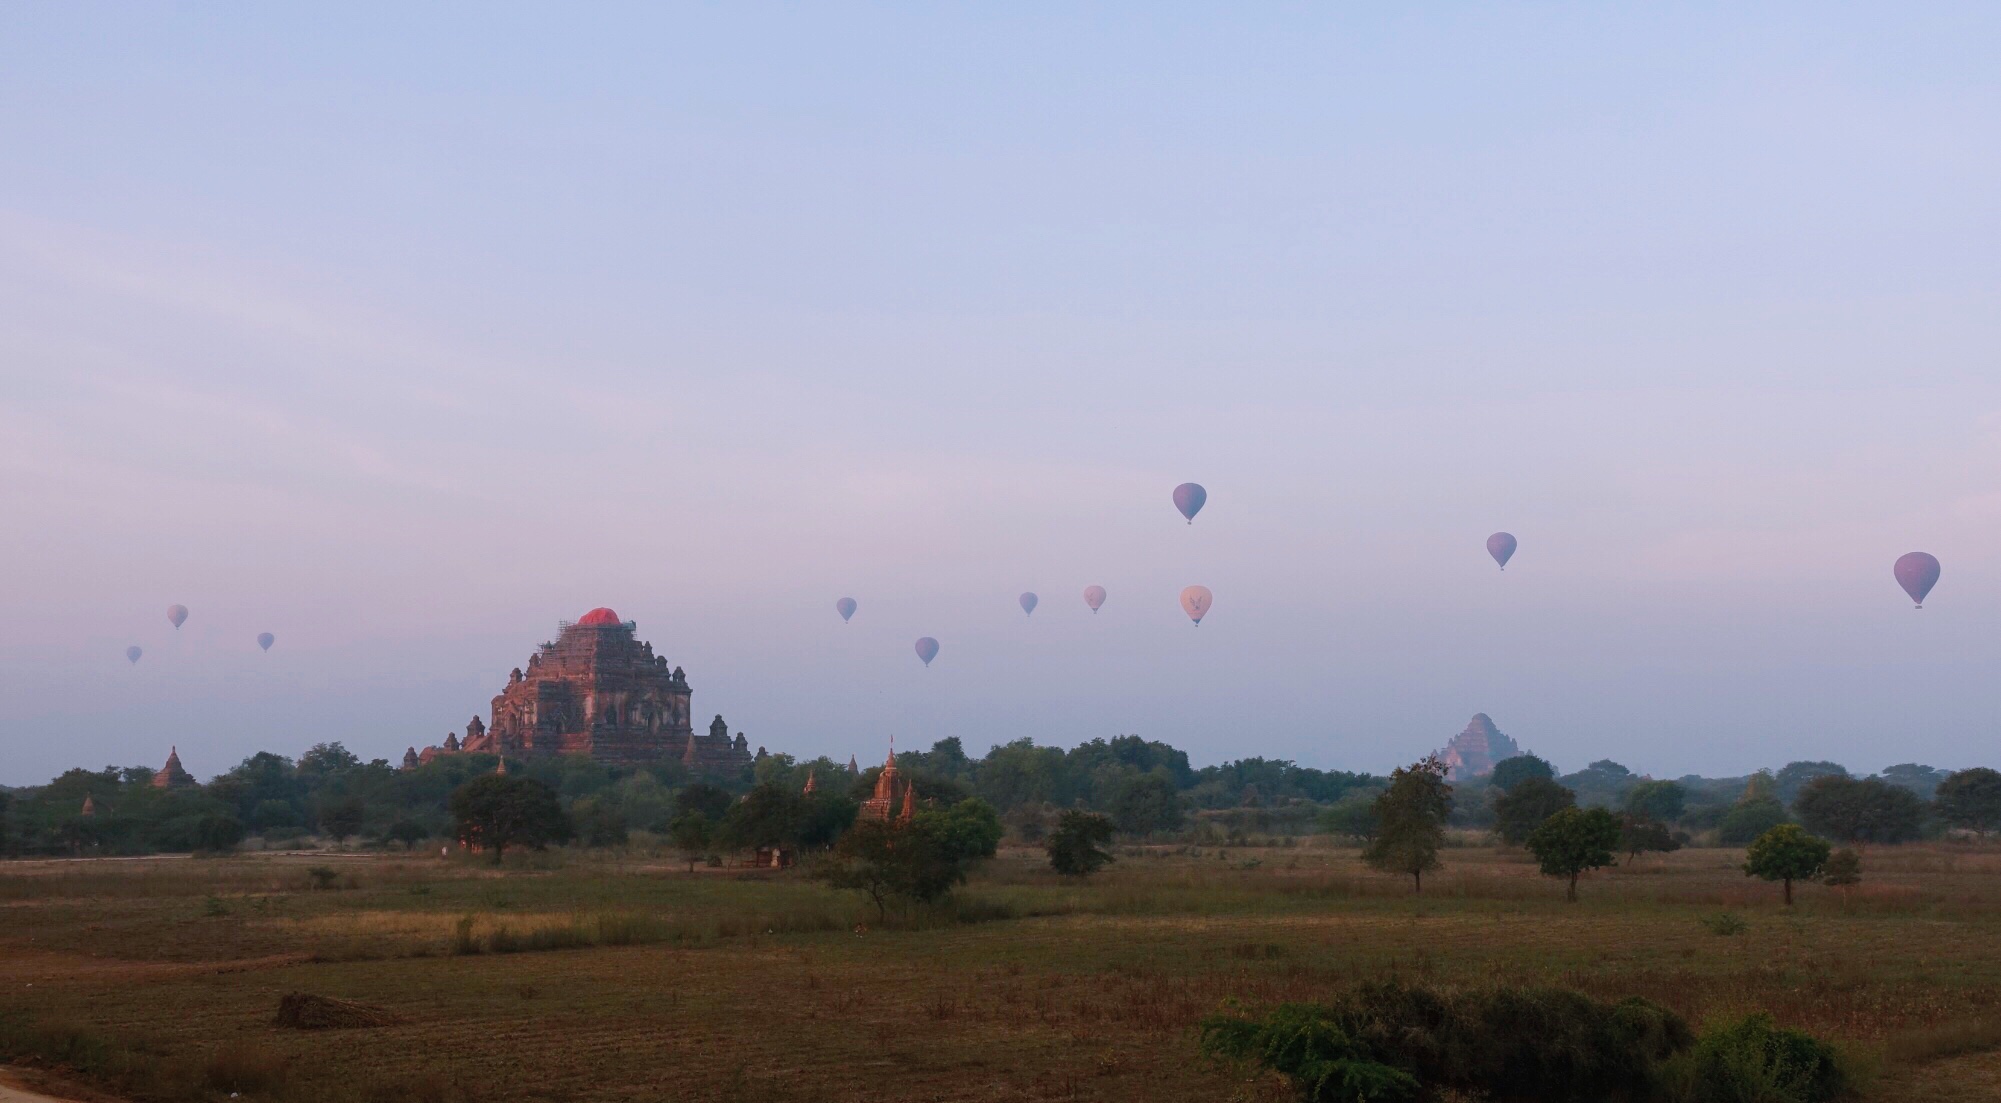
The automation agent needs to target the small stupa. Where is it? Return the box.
[150,746,197,790]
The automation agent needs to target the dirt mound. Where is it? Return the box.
[273,992,401,1030]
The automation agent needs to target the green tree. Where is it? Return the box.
[1618,814,1682,863]
[1046,810,1116,877]
[1934,767,2001,838]
[192,814,246,855]
[1493,776,1575,846]
[1319,788,1383,842]
[1717,797,1789,845]
[1621,780,1686,824]
[715,783,807,854]
[798,790,861,850]
[1878,763,1950,801]
[1527,806,1621,901]
[385,819,429,850]
[1793,775,1923,844]
[975,738,1071,812]
[449,775,570,864]
[667,811,713,872]
[250,799,302,833]
[316,795,365,843]
[816,817,968,920]
[1362,756,1452,893]
[571,798,629,848]
[1109,773,1184,835]
[1773,760,1848,806]
[1489,753,1556,792]
[1742,823,1831,905]
[917,798,1003,862]
[673,782,734,824]
[297,742,362,779]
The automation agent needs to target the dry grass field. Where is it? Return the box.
[3,842,1999,1102]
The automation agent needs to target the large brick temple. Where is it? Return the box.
[1433,713,1523,781]
[406,607,755,773]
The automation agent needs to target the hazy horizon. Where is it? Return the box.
[5,5,2000,785]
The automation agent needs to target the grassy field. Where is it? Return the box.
[3,842,1999,1102]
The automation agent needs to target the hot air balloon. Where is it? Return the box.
[1487,532,1517,570]
[1172,483,1207,524]
[257,632,275,652]
[1083,585,1106,613]
[836,597,857,623]
[914,637,940,666]
[167,604,188,629]
[1894,552,1941,608]
[1019,592,1038,617]
[1180,585,1212,625]
[126,645,143,665]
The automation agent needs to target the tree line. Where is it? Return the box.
[2,735,1995,864]
[1346,753,2001,904]
[0,733,1378,858]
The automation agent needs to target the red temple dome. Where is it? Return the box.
[577,607,622,626]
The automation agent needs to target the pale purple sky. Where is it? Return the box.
[3,5,1999,785]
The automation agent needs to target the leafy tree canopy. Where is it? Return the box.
[1526,807,1622,901]
[1792,775,1923,844]
[448,775,570,863]
[1935,767,2001,837]
[1773,760,1849,806]
[1742,823,1831,905]
[1488,754,1556,792]
[817,817,970,919]
[1363,756,1452,892]
[1717,797,1789,846]
[1047,810,1116,877]
[1493,777,1575,846]
[1621,779,1686,824]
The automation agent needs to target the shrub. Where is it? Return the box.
[1701,912,1749,936]
[1046,810,1116,876]
[1673,1013,1846,1103]
[1202,983,1692,1103]
[1201,1003,1419,1102]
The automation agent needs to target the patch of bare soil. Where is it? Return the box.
[273,991,402,1029]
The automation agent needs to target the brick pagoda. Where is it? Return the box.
[409,607,753,773]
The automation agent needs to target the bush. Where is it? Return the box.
[1047,810,1116,876]
[1201,1003,1419,1102]
[1701,912,1749,936]
[1670,1013,1846,1103]
[1202,982,1692,1103]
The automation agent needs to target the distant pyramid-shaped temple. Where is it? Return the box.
[410,607,753,774]
[1435,714,1522,781]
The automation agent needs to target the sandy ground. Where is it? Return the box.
[0,1070,91,1103]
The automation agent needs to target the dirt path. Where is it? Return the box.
[0,1070,97,1103]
